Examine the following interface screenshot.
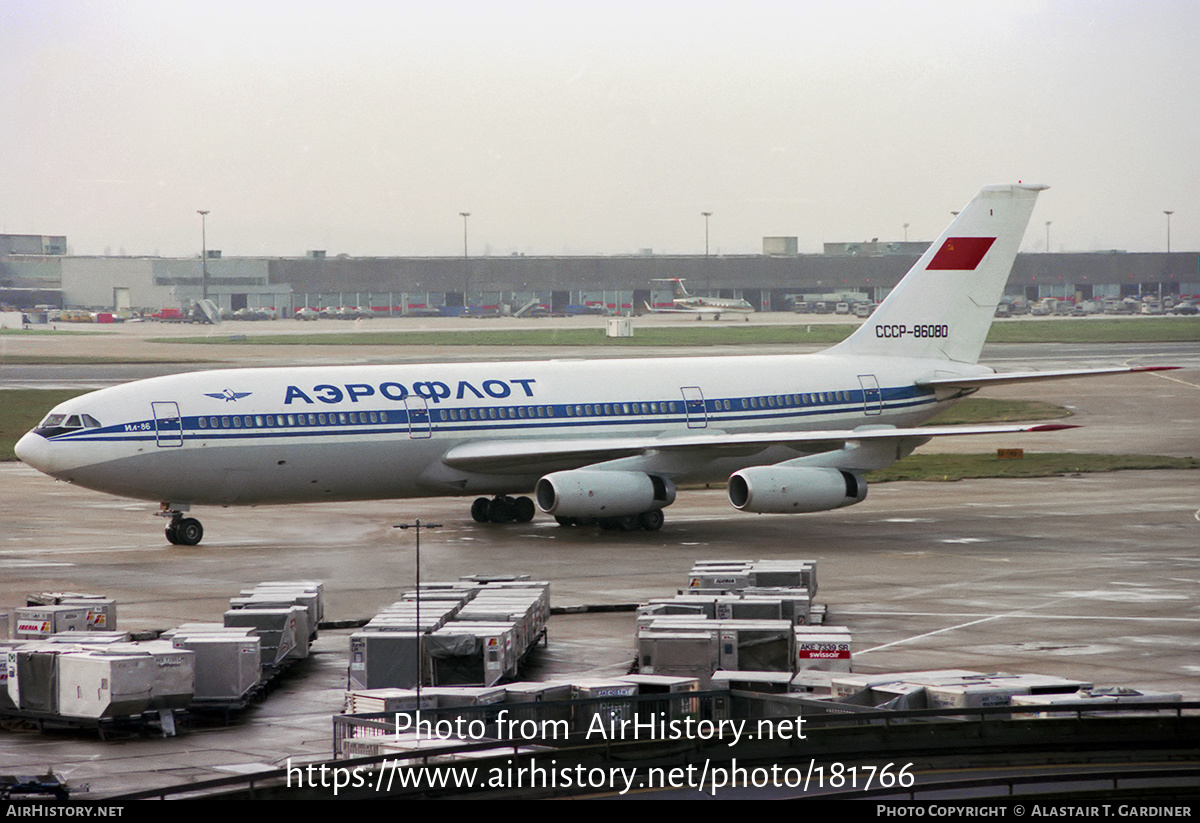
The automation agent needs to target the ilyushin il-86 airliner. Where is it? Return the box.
[16,184,1172,545]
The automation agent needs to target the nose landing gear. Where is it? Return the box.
[158,505,204,546]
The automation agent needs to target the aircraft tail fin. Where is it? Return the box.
[651,278,691,299]
[831,183,1045,364]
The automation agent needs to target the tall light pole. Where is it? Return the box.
[197,209,210,301]
[701,211,712,292]
[1164,210,1174,252]
[394,518,441,700]
[903,222,909,243]
[460,212,471,309]
[1045,220,1052,253]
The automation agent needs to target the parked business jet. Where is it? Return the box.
[645,278,755,319]
[16,184,1170,545]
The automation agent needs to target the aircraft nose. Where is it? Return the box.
[15,430,53,473]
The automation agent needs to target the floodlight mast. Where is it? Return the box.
[394,519,442,701]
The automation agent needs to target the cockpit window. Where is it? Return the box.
[35,411,102,436]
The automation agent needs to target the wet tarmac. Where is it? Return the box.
[0,321,1197,798]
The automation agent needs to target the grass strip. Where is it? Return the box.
[151,316,1200,347]
[1,389,90,460]
[865,452,1198,483]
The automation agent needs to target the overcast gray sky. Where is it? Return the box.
[2,1,1196,258]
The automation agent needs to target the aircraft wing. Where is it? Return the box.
[918,365,1177,389]
[439,422,1076,475]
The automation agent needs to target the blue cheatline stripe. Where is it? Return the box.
[48,385,936,445]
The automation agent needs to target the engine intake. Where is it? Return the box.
[728,466,866,514]
[535,470,675,518]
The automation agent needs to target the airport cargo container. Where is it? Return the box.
[640,618,794,673]
[1010,688,1183,718]
[639,600,709,619]
[617,674,701,720]
[636,630,721,686]
[829,670,985,700]
[55,650,156,719]
[426,622,517,687]
[570,679,639,733]
[687,560,817,595]
[503,681,574,724]
[14,606,88,639]
[101,641,194,710]
[710,670,795,694]
[422,685,508,708]
[794,627,853,673]
[61,598,116,632]
[348,632,424,690]
[7,647,62,712]
[223,606,305,667]
[230,593,320,640]
[170,633,261,703]
[364,606,457,633]
[344,688,438,714]
[243,581,325,621]
[0,640,29,710]
[925,674,1094,709]
[39,632,130,645]
[27,594,119,632]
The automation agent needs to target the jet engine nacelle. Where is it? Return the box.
[535,470,676,518]
[727,466,867,514]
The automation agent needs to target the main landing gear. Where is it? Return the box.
[158,506,203,546]
[554,510,665,532]
[471,495,536,524]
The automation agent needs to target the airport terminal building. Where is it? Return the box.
[2,232,1197,316]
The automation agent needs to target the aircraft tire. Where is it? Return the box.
[471,497,490,523]
[165,525,180,545]
[513,496,535,522]
[555,516,577,527]
[639,510,664,531]
[487,497,514,523]
[598,517,620,530]
[175,518,203,546]
[616,514,641,531]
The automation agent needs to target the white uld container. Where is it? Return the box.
[14,606,88,639]
[56,650,156,719]
[58,597,117,631]
[223,606,304,666]
[344,688,438,714]
[829,670,986,699]
[171,633,261,701]
[1010,689,1182,718]
[348,631,424,690]
[794,627,852,673]
[636,630,720,686]
[103,641,195,709]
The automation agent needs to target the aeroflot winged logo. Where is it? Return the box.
[204,389,253,402]
[927,237,996,270]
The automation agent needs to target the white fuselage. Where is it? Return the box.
[15,351,974,508]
